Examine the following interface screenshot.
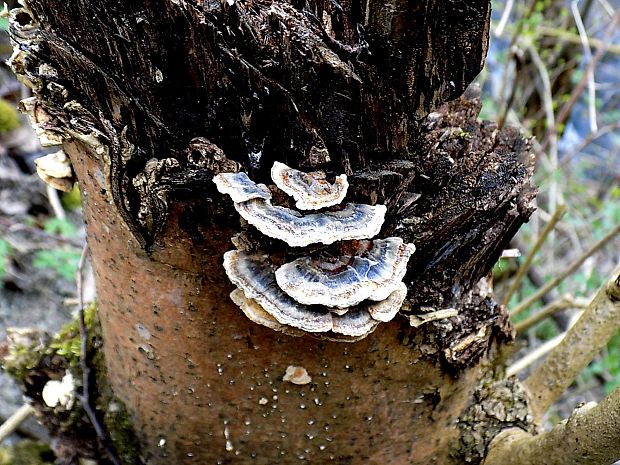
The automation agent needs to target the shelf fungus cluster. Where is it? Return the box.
[19,95,74,192]
[214,162,415,341]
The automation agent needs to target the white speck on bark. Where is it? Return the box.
[283,365,312,385]
[224,422,234,452]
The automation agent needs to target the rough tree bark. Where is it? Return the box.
[8,0,538,464]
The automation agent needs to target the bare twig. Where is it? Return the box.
[536,25,620,55]
[537,26,620,55]
[543,11,620,151]
[510,222,620,317]
[408,308,459,327]
[45,184,66,221]
[523,265,620,418]
[507,311,581,377]
[534,207,583,258]
[526,268,558,306]
[597,0,615,16]
[0,404,34,444]
[514,295,589,333]
[74,244,121,465]
[495,0,515,37]
[524,42,561,224]
[571,1,598,133]
[502,205,567,308]
[496,0,538,130]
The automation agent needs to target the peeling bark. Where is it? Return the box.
[8,0,538,463]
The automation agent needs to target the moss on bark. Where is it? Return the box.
[0,440,54,465]
[1,303,141,465]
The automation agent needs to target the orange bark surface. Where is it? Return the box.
[67,140,488,464]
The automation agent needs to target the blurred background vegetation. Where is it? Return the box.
[0,0,618,458]
[481,0,620,422]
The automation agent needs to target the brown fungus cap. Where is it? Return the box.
[271,161,348,210]
[34,150,74,192]
[229,289,306,337]
[367,282,408,322]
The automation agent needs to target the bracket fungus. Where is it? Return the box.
[224,250,333,333]
[20,97,64,147]
[214,162,415,341]
[34,150,75,192]
[233,200,386,247]
[224,251,407,338]
[275,238,415,308]
[213,167,385,247]
[213,171,271,203]
[271,161,348,210]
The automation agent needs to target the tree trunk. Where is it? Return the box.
[8,0,536,464]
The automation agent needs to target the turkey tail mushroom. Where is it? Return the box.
[233,200,386,247]
[214,162,416,341]
[271,161,348,210]
[212,171,271,202]
[223,249,410,340]
[274,238,414,307]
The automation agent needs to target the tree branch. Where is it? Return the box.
[484,389,620,465]
[514,295,589,333]
[0,404,34,443]
[502,205,566,308]
[507,311,581,377]
[522,265,620,418]
[510,223,620,317]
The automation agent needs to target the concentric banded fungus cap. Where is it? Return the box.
[231,289,386,340]
[224,251,409,339]
[366,282,407,322]
[275,238,415,308]
[271,161,348,210]
[223,250,333,333]
[229,289,305,337]
[330,309,378,337]
[213,171,271,203]
[234,200,386,247]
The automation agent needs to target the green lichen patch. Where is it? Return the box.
[1,328,50,383]
[0,440,55,465]
[47,303,97,367]
[87,319,142,464]
[1,304,97,383]
[100,398,142,465]
[1,303,141,464]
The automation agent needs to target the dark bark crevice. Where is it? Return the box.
[10,0,535,368]
[18,0,493,246]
